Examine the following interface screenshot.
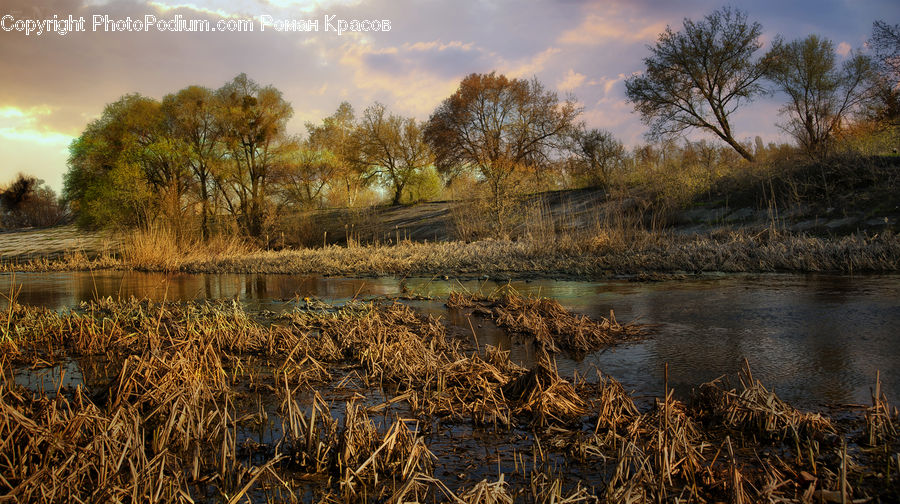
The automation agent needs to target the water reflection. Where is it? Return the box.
[2,271,898,409]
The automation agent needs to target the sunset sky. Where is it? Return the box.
[1,0,898,193]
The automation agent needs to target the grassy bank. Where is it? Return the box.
[2,229,899,277]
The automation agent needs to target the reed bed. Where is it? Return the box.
[448,291,649,355]
[1,296,898,502]
[693,361,835,440]
[5,230,900,277]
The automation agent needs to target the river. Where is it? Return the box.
[3,270,898,410]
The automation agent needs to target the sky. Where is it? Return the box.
[1,0,898,193]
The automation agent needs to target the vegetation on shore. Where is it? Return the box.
[3,227,899,277]
[2,16,898,283]
[0,293,896,502]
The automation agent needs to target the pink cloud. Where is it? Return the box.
[557,69,586,91]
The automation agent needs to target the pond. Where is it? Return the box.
[3,270,898,410]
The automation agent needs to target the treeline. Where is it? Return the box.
[0,174,66,229]
[50,11,899,241]
[63,73,441,239]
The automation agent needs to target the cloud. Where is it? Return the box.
[336,40,472,117]
[836,41,851,56]
[557,69,586,91]
[501,47,561,78]
[558,12,667,45]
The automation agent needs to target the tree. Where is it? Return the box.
[162,85,222,240]
[280,137,336,210]
[0,174,64,229]
[306,102,367,207]
[356,103,432,205]
[866,21,900,128]
[870,21,900,80]
[568,127,625,188]
[424,72,580,224]
[766,35,874,159]
[121,96,192,235]
[625,7,767,161]
[64,94,159,229]
[216,73,293,238]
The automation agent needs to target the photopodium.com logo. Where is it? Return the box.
[1,13,392,36]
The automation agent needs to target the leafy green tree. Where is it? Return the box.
[279,137,336,210]
[162,85,222,240]
[305,102,367,207]
[625,7,767,161]
[216,73,293,237]
[64,94,159,228]
[400,166,442,204]
[766,35,874,159]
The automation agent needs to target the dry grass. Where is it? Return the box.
[866,371,898,448]
[4,228,899,277]
[448,291,649,355]
[693,361,835,440]
[502,351,587,425]
[1,296,898,502]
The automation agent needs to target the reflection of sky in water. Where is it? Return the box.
[14,360,83,397]
[3,271,899,409]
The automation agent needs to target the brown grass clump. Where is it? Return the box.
[580,371,640,433]
[277,381,434,501]
[694,362,835,440]
[456,476,515,504]
[417,348,517,426]
[865,371,898,448]
[448,291,649,355]
[502,352,587,425]
[0,385,196,503]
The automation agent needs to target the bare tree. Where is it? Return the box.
[568,127,625,188]
[766,35,874,159]
[870,20,900,80]
[625,7,767,161]
[0,174,64,229]
[424,72,580,225]
[356,103,432,205]
[866,21,900,128]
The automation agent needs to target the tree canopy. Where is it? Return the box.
[424,72,580,223]
[766,35,874,159]
[625,7,767,161]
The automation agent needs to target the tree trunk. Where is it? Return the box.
[199,171,209,241]
[724,135,755,162]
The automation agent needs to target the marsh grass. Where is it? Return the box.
[0,295,898,502]
[693,360,835,441]
[4,227,898,277]
[448,291,649,355]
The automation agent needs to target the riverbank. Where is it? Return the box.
[2,230,898,277]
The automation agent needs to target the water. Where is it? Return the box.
[3,270,899,409]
